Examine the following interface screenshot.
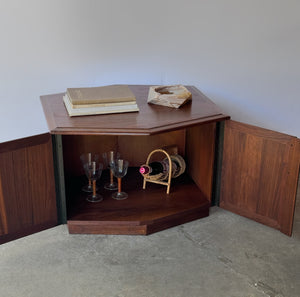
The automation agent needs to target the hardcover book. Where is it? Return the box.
[66,84,136,105]
[63,95,139,117]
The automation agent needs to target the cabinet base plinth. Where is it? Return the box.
[68,207,209,235]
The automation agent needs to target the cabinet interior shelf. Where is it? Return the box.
[67,168,210,235]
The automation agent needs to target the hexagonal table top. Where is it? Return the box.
[40,85,229,135]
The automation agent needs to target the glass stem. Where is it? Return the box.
[110,169,114,185]
[92,180,96,197]
[118,177,122,193]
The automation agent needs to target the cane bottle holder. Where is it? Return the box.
[142,148,173,194]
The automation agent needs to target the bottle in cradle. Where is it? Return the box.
[139,154,186,181]
[139,161,168,180]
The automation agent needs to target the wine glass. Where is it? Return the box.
[111,159,129,200]
[80,153,99,192]
[103,151,120,190]
[84,162,103,202]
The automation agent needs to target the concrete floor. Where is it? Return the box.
[0,206,299,297]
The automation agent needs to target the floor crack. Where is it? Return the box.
[178,227,285,297]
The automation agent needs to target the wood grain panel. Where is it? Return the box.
[62,130,186,175]
[0,134,57,243]
[185,122,216,201]
[62,135,118,177]
[0,172,8,234]
[220,120,300,236]
[118,130,186,167]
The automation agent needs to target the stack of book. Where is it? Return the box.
[63,84,139,117]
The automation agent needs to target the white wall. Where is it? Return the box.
[0,0,299,142]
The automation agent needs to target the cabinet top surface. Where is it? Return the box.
[40,85,229,135]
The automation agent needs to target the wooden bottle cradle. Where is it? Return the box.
[142,148,173,194]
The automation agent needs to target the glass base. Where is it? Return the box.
[112,191,128,200]
[104,182,118,191]
[82,184,99,193]
[86,194,103,203]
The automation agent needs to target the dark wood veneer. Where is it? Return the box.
[0,133,57,244]
[1,86,298,240]
[40,85,226,235]
[40,85,229,135]
[220,121,300,236]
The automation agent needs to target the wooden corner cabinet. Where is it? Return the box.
[40,85,229,235]
[39,84,299,236]
[1,85,298,243]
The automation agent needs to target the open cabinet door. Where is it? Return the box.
[220,120,300,236]
[0,134,57,244]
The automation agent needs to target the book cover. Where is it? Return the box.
[66,84,136,105]
[63,95,139,117]
[65,93,137,109]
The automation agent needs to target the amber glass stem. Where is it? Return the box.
[118,178,122,193]
[92,180,96,197]
[88,171,92,187]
